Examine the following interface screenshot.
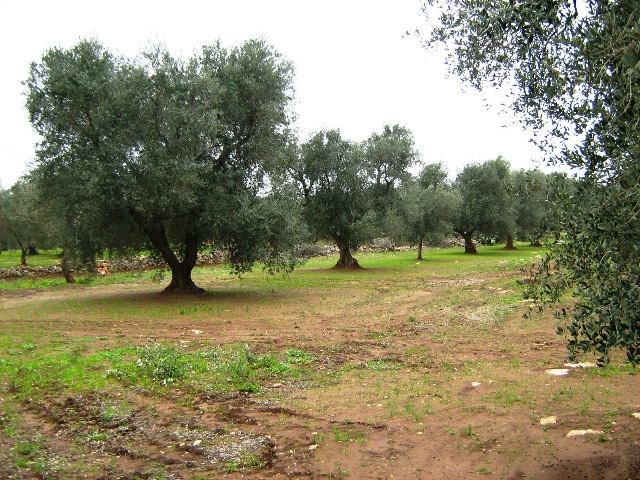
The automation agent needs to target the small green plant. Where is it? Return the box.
[333,427,366,444]
[311,432,326,444]
[597,364,622,378]
[336,464,350,476]
[14,439,42,456]
[225,461,240,473]
[477,466,492,474]
[135,343,186,385]
[494,387,524,407]
[285,349,313,364]
[96,398,131,423]
[224,452,264,472]
[405,402,423,422]
[87,430,108,442]
[579,399,591,416]
[367,359,402,371]
[460,425,477,438]
[238,452,265,468]
[551,385,574,401]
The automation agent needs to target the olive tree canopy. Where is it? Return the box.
[27,39,296,293]
[453,157,515,254]
[288,126,418,268]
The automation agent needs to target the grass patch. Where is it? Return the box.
[0,338,314,400]
[0,250,62,269]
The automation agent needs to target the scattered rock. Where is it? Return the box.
[564,362,597,369]
[546,368,570,376]
[632,413,640,420]
[566,429,603,437]
[540,416,557,426]
[96,262,109,276]
[471,382,482,387]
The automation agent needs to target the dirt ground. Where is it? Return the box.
[1,260,639,479]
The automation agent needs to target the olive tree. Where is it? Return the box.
[288,130,369,268]
[453,157,515,254]
[510,169,544,246]
[396,163,460,260]
[0,180,50,266]
[420,0,640,364]
[289,126,417,268]
[27,39,296,293]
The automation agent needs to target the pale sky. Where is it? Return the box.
[0,0,547,188]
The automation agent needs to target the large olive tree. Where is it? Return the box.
[420,1,640,364]
[27,39,296,293]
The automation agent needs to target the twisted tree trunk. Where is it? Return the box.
[460,232,477,254]
[143,221,205,294]
[333,237,361,269]
[503,234,517,250]
[417,233,425,260]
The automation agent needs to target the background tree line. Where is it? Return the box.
[1,114,573,273]
[1,37,573,286]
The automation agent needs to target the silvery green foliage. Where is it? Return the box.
[26,39,296,292]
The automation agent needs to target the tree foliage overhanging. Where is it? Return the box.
[26,38,298,293]
[420,0,640,364]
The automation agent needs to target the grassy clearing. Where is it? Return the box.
[0,250,62,269]
[0,243,638,478]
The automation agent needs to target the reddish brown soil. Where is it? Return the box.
[1,265,639,479]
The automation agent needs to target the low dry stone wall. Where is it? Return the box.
[0,265,63,278]
[0,251,229,279]
[0,240,423,279]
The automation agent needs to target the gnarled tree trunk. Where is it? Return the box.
[460,231,477,254]
[417,233,425,260]
[59,249,75,283]
[9,228,28,266]
[144,221,205,294]
[333,237,361,269]
[503,234,517,250]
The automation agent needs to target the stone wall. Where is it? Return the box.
[0,251,229,280]
[0,241,431,279]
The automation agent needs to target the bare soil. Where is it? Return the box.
[1,261,639,479]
